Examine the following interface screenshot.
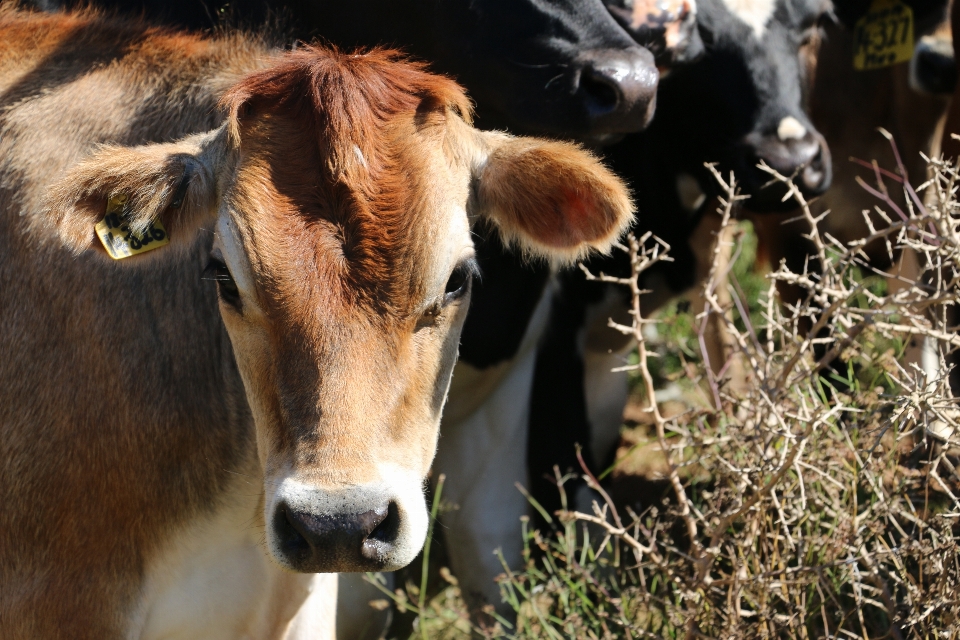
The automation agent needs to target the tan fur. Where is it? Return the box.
[475,136,634,262]
[0,10,270,639]
[0,7,633,638]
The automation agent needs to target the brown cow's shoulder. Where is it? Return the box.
[0,9,273,637]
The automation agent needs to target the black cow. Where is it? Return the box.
[528,0,955,556]
[48,0,660,141]
[428,0,838,624]
[525,0,835,571]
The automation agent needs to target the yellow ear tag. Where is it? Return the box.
[853,0,914,71]
[94,194,170,260]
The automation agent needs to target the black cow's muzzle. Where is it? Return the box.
[738,117,832,212]
[574,46,660,134]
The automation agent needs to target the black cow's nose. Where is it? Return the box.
[575,46,659,133]
[273,500,401,572]
[911,35,957,96]
[746,116,832,196]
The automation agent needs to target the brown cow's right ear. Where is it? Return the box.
[45,129,222,258]
[472,133,634,264]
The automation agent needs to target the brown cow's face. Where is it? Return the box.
[48,47,634,574]
[212,109,482,572]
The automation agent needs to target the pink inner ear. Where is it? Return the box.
[516,189,597,250]
[562,188,593,228]
[543,187,612,248]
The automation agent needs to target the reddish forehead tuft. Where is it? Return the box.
[221,46,473,318]
[221,46,472,184]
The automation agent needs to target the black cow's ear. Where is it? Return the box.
[45,129,222,260]
[472,132,634,264]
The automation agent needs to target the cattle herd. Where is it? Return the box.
[0,0,957,637]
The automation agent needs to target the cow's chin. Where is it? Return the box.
[263,466,429,573]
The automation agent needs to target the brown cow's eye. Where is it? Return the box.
[203,256,241,310]
[443,259,479,306]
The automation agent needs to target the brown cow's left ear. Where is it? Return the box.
[45,129,222,258]
[472,133,634,263]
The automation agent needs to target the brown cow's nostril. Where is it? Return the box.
[275,504,312,564]
[361,502,401,562]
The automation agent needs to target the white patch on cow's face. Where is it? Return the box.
[721,0,776,37]
[352,144,368,170]
[425,204,475,299]
[777,116,807,141]
[213,212,262,318]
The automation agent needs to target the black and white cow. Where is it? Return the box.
[754,0,953,292]
[750,0,953,394]
[526,0,955,581]
[432,0,838,621]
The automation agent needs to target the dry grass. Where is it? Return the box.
[376,145,960,639]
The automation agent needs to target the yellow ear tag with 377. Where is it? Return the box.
[95,194,170,260]
[853,0,914,71]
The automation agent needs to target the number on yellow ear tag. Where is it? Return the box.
[853,0,914,71]
[95,194,170,260]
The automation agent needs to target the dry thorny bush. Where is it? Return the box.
[369,142,960,639]
[479,145,960,639]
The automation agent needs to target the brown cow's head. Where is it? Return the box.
[46,47,633,573]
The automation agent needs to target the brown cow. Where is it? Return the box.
[749,3,952,385]
[0,7,633,639]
